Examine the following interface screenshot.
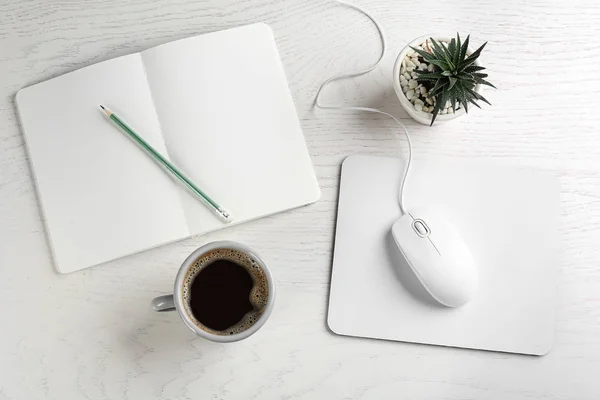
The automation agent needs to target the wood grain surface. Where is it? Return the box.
[1,0,600,399]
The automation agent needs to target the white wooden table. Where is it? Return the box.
[1,0,600,398]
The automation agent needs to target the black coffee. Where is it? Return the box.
[182,248,269,335]
[189,260,254,331]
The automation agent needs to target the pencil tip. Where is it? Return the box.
[99,105,105,110]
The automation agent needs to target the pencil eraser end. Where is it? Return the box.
[219,209,233,223]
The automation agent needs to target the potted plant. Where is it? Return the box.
[392,34,495,126]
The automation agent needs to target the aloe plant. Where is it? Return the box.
[411,34,495,125]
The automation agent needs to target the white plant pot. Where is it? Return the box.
[393,34,482,125]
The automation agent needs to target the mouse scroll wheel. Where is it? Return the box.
[412,219,430,237]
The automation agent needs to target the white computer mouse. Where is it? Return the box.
[391,207,478,307]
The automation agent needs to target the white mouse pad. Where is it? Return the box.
[328,155,559,355]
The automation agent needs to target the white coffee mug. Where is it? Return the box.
[151,241,276,342]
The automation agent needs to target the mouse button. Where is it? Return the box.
[412,219,430,237]
[391,217,416,248]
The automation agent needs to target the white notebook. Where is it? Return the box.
[16,23,320,274]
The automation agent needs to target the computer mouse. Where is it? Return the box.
[391,207,478,307]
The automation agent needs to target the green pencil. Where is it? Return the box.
[100,105,232,223]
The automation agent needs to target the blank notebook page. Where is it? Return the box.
[141,23,320,233]
[16,55,189,273]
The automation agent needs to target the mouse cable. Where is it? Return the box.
[315,0,413,215]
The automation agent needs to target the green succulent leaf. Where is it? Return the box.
[448,77,458,90]
[404,33,494,125]
[431,88,451,126]
[410,46,435,62]
[448,38,456,55]
[429,38,448,61]
[450,94,458,113]
[415,77,438,83]
[415,71,444,79]
[476,79,497,89]
[465,93,482,109]
[471,72,489,79]
[429,79,448,97]
[430,94,443,126]
[455,85,469,114]
[459,35,470,65]
[466,88,492,105]
[428,59,451,70]
[454,33,462,67]
[458,72,476,82]
[463,65,486,73]
[460,41,487,69]
[441,43,456,70]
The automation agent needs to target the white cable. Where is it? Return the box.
[315,0,413,215]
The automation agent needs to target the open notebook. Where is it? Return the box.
[16,23,320,274]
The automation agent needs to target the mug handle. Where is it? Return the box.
[151,295,176,312]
